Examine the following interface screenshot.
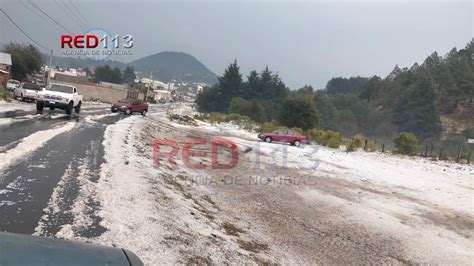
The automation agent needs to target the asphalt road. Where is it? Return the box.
[0,101,146,236]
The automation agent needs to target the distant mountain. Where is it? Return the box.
[43,51,217,84]
[128,52,217,84]
[44,54,126,70]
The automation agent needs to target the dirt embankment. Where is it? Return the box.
[440,100,473,135]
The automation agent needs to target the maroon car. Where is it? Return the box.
[111,98,148,115]
[258,128,307,146]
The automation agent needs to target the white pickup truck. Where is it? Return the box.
[36,83,83,115]
[14,82,42,102]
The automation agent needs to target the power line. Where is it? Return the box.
[0,8,49,51]
[18,0,50,24]
[62,0,88,30]
[26,0,73,34]
[54,0,87,30]
[18,0,36,15]
[68,0,92,29]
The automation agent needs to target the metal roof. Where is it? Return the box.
[0,53,12,65]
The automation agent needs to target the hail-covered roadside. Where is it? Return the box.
[73,103,473,264]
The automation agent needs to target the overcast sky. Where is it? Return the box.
[1,0,472,88]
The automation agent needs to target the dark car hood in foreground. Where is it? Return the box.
[0,232,143,266]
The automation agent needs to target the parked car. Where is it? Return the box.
[111,98,148,115]
[258,128,308,146]
[36,83,83,115]
[6,79,20,91]
[158,98,166,104]
[14,82,42,102]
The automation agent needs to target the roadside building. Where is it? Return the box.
[127,84,140,99]
[54,73,90,84]
[140,77,174,91]
[153,90,171,101]
[0,52,12,85]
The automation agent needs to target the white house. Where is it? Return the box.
[0,52,12,85]
[140,77,174,91]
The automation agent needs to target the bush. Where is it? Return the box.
[226,113,250,123]
[352,134,365,148]
[0,85,10,101]
[346,134,365,152]
[346,143,354,152]
[324,131,341,148]
[307,129,325,144]
[208,112,227,124]
[366,140,376,152]
[326,137,341,148]
[394,132,418,155]
[307,129,341,148]
[225,113,256,130]
[258,122,285,133]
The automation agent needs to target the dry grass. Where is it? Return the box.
[250,254,274,266]
[185,255,211,265]
[236,239,269,253]
[222,221,244,236]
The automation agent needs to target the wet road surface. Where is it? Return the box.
[0,102,126,236]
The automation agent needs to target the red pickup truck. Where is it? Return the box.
[258,128,307,147]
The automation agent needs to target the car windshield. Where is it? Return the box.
[8,80,19,85]
[48,84,73,93]
[22,83,40,90]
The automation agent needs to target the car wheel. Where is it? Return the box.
[265,136,272,143]
[141,109,147,116]
[111,108,118,113]
[36,101,44,114]
[125,109,132,115]
[49,106,55,111]
[293,140,301,147]
[65,102,73,115]
[74,101,81,114]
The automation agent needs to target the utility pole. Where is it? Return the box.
[145,71,153,101]
[47,49,53,86]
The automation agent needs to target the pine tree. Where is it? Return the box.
[218,60,243,109]
[392,73,441,140]
[122,67,136,84]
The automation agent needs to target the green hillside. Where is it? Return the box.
[128,51,217,84]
